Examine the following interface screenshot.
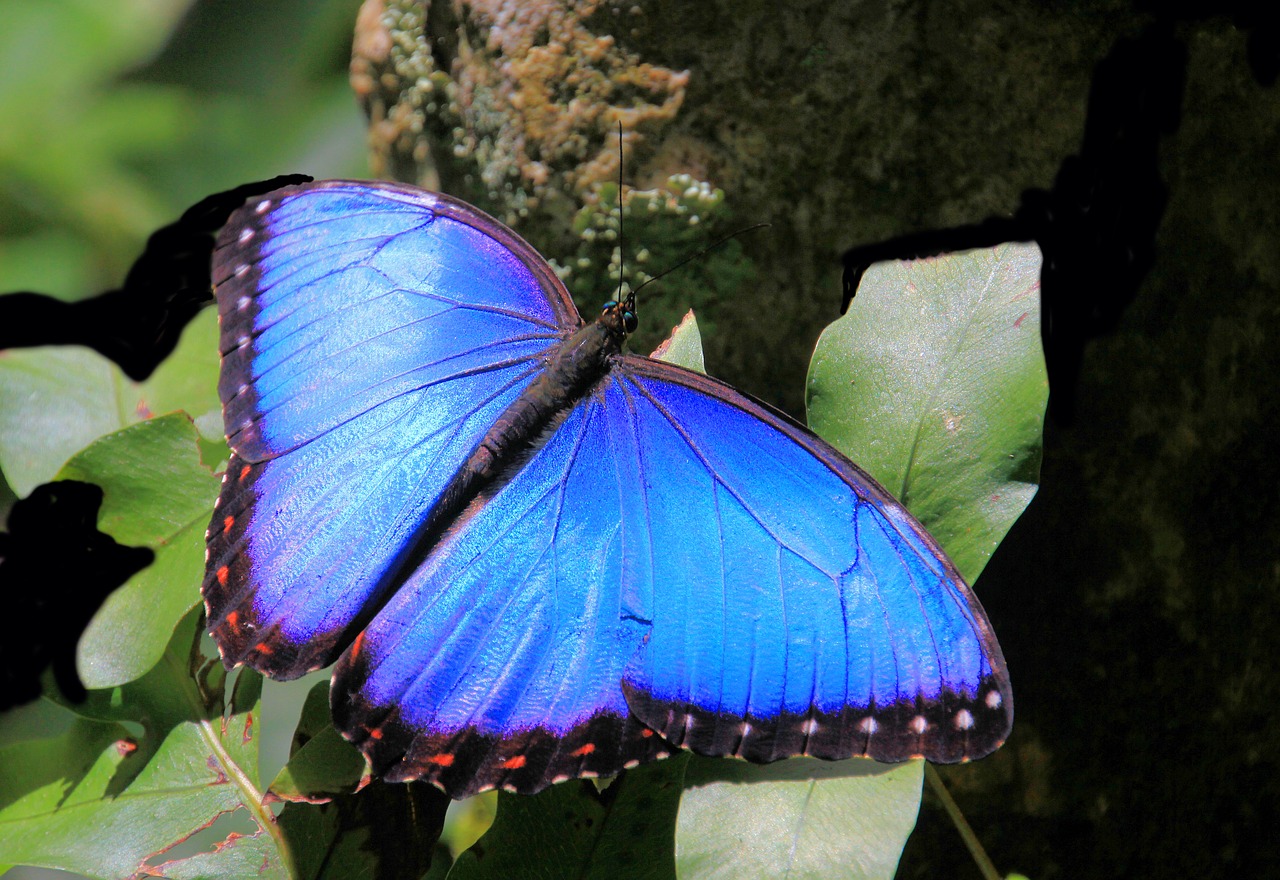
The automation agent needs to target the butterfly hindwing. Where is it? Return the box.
[203,181,580,678]
[330,354,1010,797]
[330,400,671,797]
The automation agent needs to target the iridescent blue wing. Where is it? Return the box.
[202,180,580,679]
[610,358,1011,764]
[331,355,1011,798]
[331,393,669,797]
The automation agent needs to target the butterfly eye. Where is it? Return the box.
[600,301,637,335]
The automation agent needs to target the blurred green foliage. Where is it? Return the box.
[0,0,369,302]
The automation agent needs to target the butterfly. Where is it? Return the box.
[202,179,1012,799]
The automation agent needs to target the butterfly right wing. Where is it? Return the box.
[202,180,580,679]
[328,356,1010,799]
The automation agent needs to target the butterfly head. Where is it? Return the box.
[599,295,638,338]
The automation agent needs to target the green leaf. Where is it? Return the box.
[807,242,1047,582]
[651,309,706,374]
[57,412,219,546]
[449,756,687,879]
[0,315,223,691]
[278,781,450,880]
[0,306,220,498]
[676,758,923,880]
[269,682,366,803]
[137,306,224,435]
[0,347,140,497]
[0,608,295,879]
[273,683,451,879]
[75,517,207,690]
[64,413,222,690]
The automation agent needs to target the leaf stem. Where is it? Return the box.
[168,631,297,876]
[924,762,1001,880]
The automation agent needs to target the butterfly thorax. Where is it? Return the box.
[457,316,625,488]
[366,313,628,627]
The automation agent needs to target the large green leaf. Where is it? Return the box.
[807,242,1047,583]
[676,758,922,880]
[0,347,139,498]
[63,413,222,690]
[57,412,219,547]
[0,610,294,879]
[0,306,220,497]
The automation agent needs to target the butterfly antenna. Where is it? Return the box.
[616,121,633,313]
[632,223,770,299]
[612,119,765,306]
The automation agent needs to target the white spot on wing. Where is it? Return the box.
[255,199,272,214]
[954,709,975,730]
[238,227,254,244]
[858,717,878,735]
[801,719,820,736]
[910,715,928,735]
[234,264,250,278]
[985,690,1003,709]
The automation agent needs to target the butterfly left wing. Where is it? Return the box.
[330,354,1011,798]
[203,180,581,679]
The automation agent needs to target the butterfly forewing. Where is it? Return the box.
[203,181,579,679]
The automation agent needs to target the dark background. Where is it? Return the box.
[1,1,1277,877]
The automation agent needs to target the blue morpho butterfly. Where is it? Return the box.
[202,179,1012,800]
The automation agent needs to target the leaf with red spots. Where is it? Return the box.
[0,609,296,878]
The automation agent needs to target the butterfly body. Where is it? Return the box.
[202,180,1012,798]
[466,313,625,479]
